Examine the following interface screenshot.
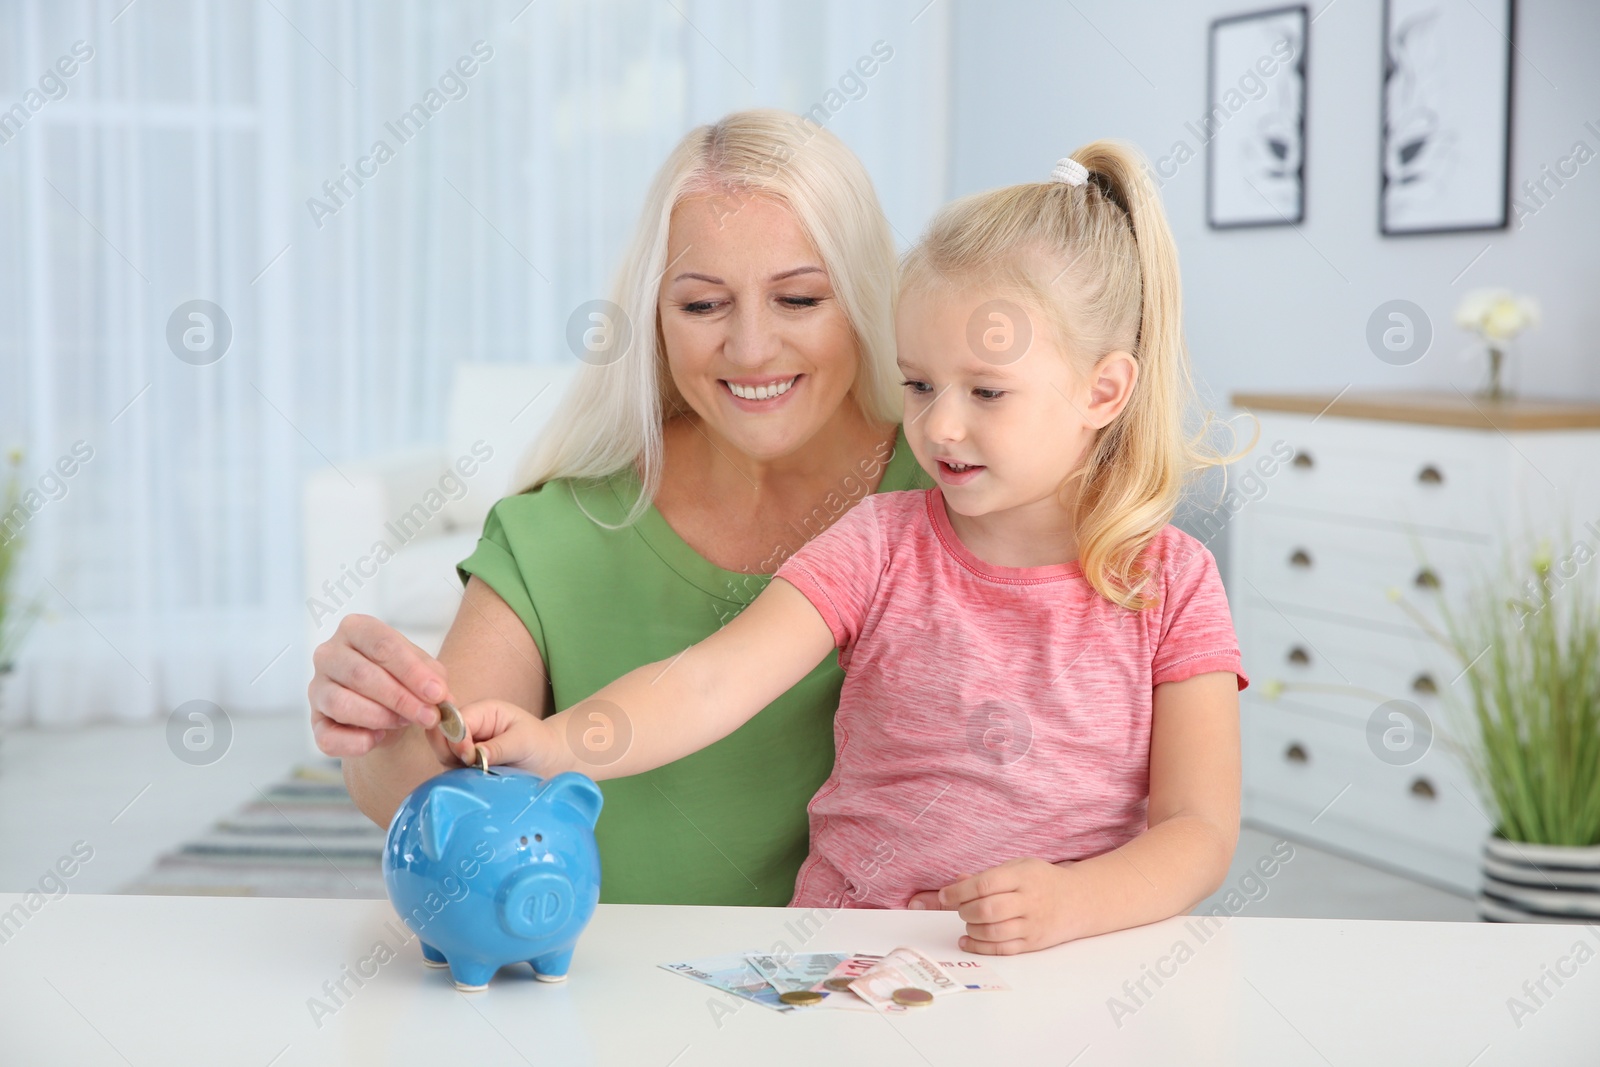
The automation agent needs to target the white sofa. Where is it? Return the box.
[301,363,578,712]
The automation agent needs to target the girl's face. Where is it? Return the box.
[657,192,863,461]
[895,285,1137,521]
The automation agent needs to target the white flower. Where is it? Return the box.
[1455,288,1540,343]
[1454,288,1505,329]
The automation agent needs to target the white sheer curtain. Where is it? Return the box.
[0,0,950,727]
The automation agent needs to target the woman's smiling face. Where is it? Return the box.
[658,191,863,460]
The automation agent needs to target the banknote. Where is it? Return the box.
[819,952,884,987]
[746,951,854,993]
[832,951,1008,995]
[847,946,960,1013]
[662,947,1008,1013]
[658,955,797,1012]
[809,952,886,1011]
[932,955,1011,992]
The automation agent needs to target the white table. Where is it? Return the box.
[1,894,1595,1065]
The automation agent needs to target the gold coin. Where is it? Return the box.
[822,977,856,993]
[475,745,489,773]
[778,990,825,1006]
[891,987,935,1007]
[437,700,467,744]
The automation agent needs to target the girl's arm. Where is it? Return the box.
[462,577,837,781]
[1044,669,1242,938]
[928,670,1241,953]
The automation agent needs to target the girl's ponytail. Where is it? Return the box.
[1062,141,1221,609]
[1069,142,1182,414]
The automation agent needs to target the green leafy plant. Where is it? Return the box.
[0,448,45,675]
[1396,536,1600,847]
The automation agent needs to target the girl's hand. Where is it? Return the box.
[919,857,1082,955]
[427,698,565,777]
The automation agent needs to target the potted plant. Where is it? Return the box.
[0,448,44,728]
[1395,534,1600,921]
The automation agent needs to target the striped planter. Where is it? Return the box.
[1479,836,1600,923]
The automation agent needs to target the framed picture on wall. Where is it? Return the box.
[1206,5,1308,229]
[1380,0,1514,235]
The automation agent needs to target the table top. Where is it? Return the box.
[2,893,1596,1065]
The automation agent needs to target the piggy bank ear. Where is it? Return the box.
[418,785,490,862]
[539,772,604,828]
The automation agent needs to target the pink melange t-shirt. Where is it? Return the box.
[771,487,1248,910]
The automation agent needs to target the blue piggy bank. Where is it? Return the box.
[383,766,603,992]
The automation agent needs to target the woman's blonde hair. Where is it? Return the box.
[900,140,1255,611]
[512,108,901,524]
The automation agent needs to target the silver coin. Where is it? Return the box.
[475,745,489,774]
[437,700,467,744]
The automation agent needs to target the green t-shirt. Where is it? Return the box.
[455,423,932,906]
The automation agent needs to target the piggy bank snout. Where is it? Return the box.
[500,868,575,939]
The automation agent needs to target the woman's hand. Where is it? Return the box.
[309,614,452,756]
[452,698,567,778]
[907,857,1083,955]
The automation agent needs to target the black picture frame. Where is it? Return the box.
[1379,0,1515,236]
[1206,5,1309,230]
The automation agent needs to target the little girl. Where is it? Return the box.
[448,142,1251,956]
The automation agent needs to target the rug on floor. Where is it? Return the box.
[118,758,387,898]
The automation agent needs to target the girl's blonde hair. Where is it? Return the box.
[512,108,901,524]
[900,140,1254,611]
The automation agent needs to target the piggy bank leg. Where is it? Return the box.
[448,959,498,992]
[530,947,574,983]
[419,941,448,969]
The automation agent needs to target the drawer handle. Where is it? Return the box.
[1414,568,1441,590]
[1286,646,1311,666]
[1412,673,1438,695]
[1417,465,1444,485]
[1289,548,1314,569]
[1410,776,1437,800]
[1292,451,1314,470]
[1284,743,1309,764]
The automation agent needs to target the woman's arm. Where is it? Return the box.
[462,577,836,781]
[930,670,1241,954]
[336,576,552,826]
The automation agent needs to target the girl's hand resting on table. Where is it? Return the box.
[905,857,1082,955]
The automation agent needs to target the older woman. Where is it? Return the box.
[308,109,930,906]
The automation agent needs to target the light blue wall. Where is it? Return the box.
[947,0,1599,571]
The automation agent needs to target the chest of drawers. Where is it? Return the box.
[1226,390,1600,893]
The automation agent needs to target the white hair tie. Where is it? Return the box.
[1050,157,1088,186]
